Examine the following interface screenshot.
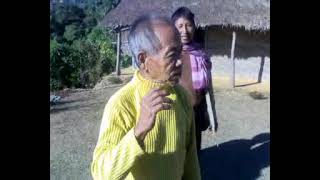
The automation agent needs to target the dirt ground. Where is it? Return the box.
[50,71,270,180]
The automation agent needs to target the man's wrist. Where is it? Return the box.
[134,126,147,143]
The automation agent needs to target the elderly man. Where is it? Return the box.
[91,14,201,180]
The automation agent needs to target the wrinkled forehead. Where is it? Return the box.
[151,21,181,49]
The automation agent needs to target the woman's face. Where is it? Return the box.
[174,17,195,44]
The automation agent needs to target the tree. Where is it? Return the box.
[87,26,116,73]
[63,24,84,42]
[50,39,73,90]
[50,14,64,38]
[83,16,97,35]
[71,40,103,87]
[83,0,121,20]
[83,16,97,28]
[54,5,85,25]
[50,1,120,90]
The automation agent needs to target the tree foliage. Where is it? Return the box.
[50,1,122,91]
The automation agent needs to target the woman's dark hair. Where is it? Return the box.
[171,7,195,26]
[171,6,205,46]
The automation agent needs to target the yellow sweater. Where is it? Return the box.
[91,70,201,180]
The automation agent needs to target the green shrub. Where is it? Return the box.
[107,76,123,84]
[121,55,132,68]
[50,4,118,91]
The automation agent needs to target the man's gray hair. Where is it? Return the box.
[128,13,176,67]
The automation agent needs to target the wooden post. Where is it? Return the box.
[258,56,265,83]
[116,30,121,76]
[206,88,216,133]
[204,27,208,53]
[230,31,236,88]
[203,28,217,133]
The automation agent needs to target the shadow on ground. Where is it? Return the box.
[50,98,100,114]
[199,133,270,180]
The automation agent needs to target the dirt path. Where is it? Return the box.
[50,79,269,180]
[50,86,122,180]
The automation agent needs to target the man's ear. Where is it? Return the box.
[138,51,147,70]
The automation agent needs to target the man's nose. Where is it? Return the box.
[181,25,187,33]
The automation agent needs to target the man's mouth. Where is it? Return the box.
[181,36,190,42]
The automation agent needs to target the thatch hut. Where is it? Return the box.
[101,0,270,87]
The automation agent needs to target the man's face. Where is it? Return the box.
[144,22,182,84]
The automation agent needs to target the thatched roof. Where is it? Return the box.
[101,0,270,31]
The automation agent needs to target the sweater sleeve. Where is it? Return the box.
[182,109,201,180]
[91,99,144,180]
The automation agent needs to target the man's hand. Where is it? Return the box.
[154,46,182,84]
[162,46,183,85]
[168,59,182,85]
[134,88,172,142]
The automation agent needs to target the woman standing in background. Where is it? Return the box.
[172,7,214,154]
